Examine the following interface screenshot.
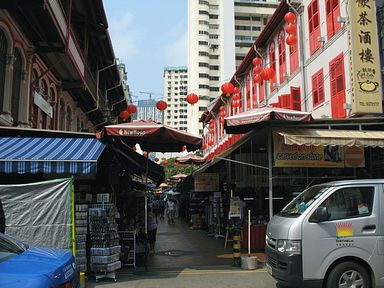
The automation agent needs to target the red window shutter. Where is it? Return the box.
[329,54,346,118]
[259,80,265,103]
[269,41,277,92]
[278,30,286,83]
[239,90,243,113]
[326,0,334,39]
[309,0,321,55]
[289,25,299,74]
[270,102,280,108]
[318,70,325,104]
[312,72,319,107]
[332,0,341,34]
[279,94,291,109]
[290,87,301,111]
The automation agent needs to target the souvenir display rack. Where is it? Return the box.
[89,199,121,283]
[118,230,136,267]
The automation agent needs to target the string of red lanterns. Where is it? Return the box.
[126,104,137,114]
[284,11,297,46]
[221,82,234,97]
[119,110,130,119]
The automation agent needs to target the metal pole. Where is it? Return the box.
[144,152,150,272]
[268,131,273,220]
[248,209,251,257]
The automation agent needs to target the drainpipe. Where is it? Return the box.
[85,59,116,115]
[287,0,308,112]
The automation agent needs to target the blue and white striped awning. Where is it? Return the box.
[0,137,105,175]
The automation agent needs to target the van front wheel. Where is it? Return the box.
[327,261,371,288]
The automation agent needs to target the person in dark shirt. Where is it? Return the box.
[0,199,5,234]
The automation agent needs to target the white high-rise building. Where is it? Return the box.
[163,66,188,131]
[187,0,279,136]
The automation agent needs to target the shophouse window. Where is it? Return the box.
[326,0,341,39]
[329,53,346,118]
[49,87,55,129]
[308,0,321,55]
[312,69,325,107]
[66,105,72,131]
[59,99,65,131]
[278,30,286,83]
[41,79,48,129]
[246,74,251,110]
[291,86,301,111]
[31,69,39,128]
[269,41,277,92]
[289,25,299,74]
[11,49,22,123]
[0,29,7,111]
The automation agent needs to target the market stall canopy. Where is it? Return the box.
[159,183,168,188]
[101,120,202,152]
[177,153,206,164]
[224,106,313,134]
[0,137,104,175]
[275,128,384,147]
[109,141,164,184]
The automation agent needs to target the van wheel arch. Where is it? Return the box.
[323,257,373,288]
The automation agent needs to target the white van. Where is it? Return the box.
[265,179,384,288]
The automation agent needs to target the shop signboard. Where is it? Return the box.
[194,173,219,192]
[274,135,365,168]
[347,0,383,114]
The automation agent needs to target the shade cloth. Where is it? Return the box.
[102,120,202,152]
[225,106,312,134]
[0,137,105,174]
[274,128,384,147]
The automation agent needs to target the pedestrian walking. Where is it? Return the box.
[147,207,158,254]
[166,198,176,224]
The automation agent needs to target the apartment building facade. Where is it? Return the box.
[187,0,279,136]
[163,66,188,131]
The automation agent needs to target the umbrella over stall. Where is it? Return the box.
[100,119,202,271]
[176,153,206,164]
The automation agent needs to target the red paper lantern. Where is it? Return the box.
[221,82,235,97]
[219,105,226,112]
[154,157,159,162]
[208,140,214,146]
[126,104,137,114]
[174,162,179,167]
[186,93,199,105]
[284,11,296,24]
[182,145,187,151]
[210,129,215,135]
[220,118,225,124]
[162,160,169,165]
[253,66,262,75]
[252,57,262,66]
[202,143,207,150]
[232,94,240,101]
[285,23,297,35]
[286,34,298,46]
[156,100,168,111]
[119,110,130,119]
[253,74,262,84]
[233,86,240,94]
[261,67,275,81]
[220,110,225,117]
[232,100,240,108]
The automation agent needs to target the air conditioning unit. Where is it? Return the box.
[337,16,346,23]
[317,36,326,43]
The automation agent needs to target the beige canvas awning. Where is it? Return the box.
[274,128,384,147]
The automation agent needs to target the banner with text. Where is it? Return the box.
[194,173,219,192]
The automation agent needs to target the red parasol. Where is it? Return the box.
[177,153,206,164]
[102,120,202,152]
[224,106,312,134]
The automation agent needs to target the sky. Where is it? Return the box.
[103,1,187,102]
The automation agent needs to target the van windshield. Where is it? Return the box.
[278,185,330,217]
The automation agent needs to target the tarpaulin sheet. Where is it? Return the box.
[0,178,73,249]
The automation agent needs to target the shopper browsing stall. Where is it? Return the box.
[147,207,158,254]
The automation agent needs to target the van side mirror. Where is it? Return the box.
[309,206,329,223]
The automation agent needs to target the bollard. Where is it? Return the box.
[232,229,241,266]
[80,272,86,288]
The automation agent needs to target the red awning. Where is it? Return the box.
[224,106,313,134]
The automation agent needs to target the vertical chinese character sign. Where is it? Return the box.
[348,0,383,114]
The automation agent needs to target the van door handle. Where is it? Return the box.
[362,225,376,231]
